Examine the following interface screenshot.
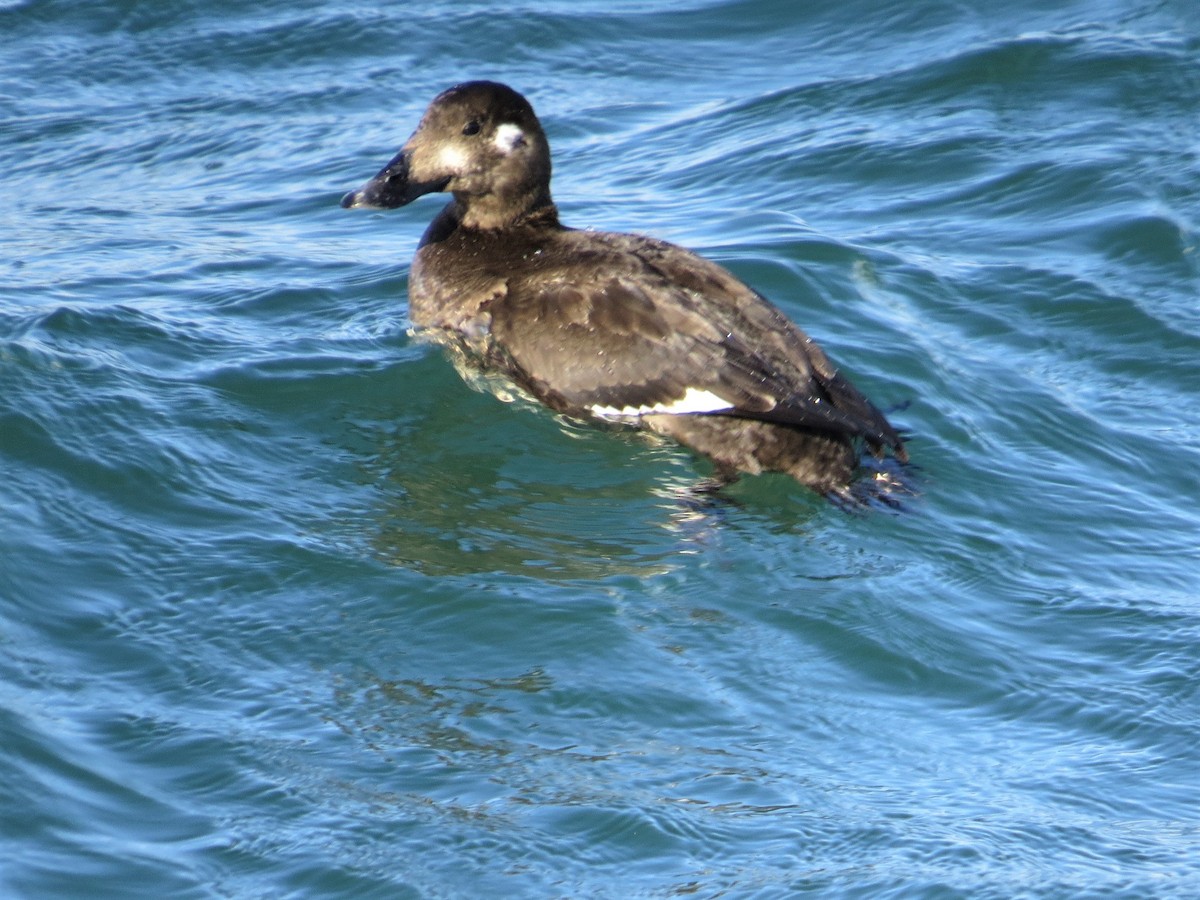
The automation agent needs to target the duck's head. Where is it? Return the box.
[341,81,553,229]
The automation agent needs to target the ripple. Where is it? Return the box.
[3,0,1200,896]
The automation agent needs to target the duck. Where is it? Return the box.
[341,80,907,496]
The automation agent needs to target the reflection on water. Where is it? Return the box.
[347,343,891,577]
[358,400,736,578]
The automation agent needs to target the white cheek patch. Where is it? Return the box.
[493,122,527,154]
[591,387,734,419]
[438,144,468,172]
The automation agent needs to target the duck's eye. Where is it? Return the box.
[462,120,482,137]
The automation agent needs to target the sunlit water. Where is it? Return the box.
[3,0,1199,896]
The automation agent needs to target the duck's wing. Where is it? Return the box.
[486,241,906,459]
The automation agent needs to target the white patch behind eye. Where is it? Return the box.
[591,387,734,419]
[438,144,468,172]
[493,122,526,154]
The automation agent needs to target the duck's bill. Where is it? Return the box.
[340,149,450,210]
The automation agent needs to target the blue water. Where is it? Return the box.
[3,0,1199,896]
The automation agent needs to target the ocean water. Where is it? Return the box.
[2,0,1199,896]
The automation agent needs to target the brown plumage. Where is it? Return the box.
[342,80,907,495]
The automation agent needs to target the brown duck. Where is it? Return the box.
[342,81,908,495]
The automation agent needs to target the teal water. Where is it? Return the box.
[3,0,1200,896]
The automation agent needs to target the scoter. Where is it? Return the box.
[342,80,908,497]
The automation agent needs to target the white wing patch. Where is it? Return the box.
[591,387,734,419]
[493,122,526,154]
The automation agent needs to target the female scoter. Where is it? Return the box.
[342,80,907,495]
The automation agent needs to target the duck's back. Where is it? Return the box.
[408,207,905,472]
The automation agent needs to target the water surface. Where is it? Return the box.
[2,0,1199,896]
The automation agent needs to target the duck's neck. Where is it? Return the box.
[420,196,562,250]
[455,188,558,231]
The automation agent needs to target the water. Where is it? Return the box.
[2,0,1199,896]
